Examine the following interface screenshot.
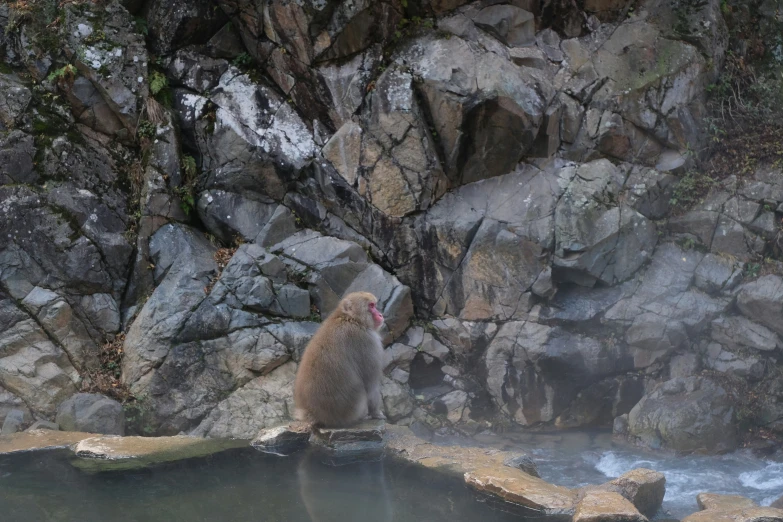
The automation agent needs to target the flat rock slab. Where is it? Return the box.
[0,429,94,454]
[70,435,246,472]
[683,493,783,522]
[313,419,386,446]
[573,491,647,521]
[579,468,665,518]
[251,423,310,455]
[385,425,576,516]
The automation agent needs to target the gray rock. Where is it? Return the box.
[191,361,297,439]
[694,253,742,294]
[1,409,26,434]
[251,424,310,456]
[627,376,738,454]
[147,0,227,54]
[197,191,279,244]
[167,49,229,94]
[0,74,32,130]
[27,420,60,431]
[472,5,535,47]
[669,353,701,379]
[0,131,36,185]
[381,377,415,422]
[613,414,629,436]
[433,390,468,423]
[626,313,688,368]
[0,293,80,416]
[62,2,149,136]
[485,322,625,426]
[122,224,217,385]
[736,275,783,336]
[704,342,765,381]
[504,452,540,478]
[56,393,125,435]
[711,316,781,352]
[555,160,657,286]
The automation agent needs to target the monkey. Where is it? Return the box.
[294,291,387,428]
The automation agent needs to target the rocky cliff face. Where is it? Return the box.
[0,0,781,452]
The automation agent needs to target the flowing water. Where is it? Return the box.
[472,429,783,520]
[2,432,781,521]
[0,446,540,522]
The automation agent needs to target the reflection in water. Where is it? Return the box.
[0,446,527,522]
[297,448,393,522]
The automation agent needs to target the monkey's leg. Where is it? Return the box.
[366,384,386,420]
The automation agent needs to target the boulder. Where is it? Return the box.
[554,160,657,286]
[736,275,783,337]
[682,493,783,522]
[251,423,310,456]
[597,468,666,518]
[1,409,26,434]
[56,393,125,435]
[26,420,60,431]
[485,322,625,426]
[626,376,738,453]
[146,0,227,54]
[573,491,647,522]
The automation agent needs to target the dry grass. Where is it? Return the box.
[81,333,133,402]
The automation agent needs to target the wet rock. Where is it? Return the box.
[27,420,59,431]
[71,434,244,472]
[573,491,647,522]
[311,419,387,463]
[313,419,385,447]
[503,452,540,478]
[613,414,629,436]
[385,426,576,516]
[626,376,738,454]
[1,409,26,434]
[599,468,666,518]
[0,430,93,455]
[736,275,783,336]
[682,493,783,522]
[55,393,125,435]
[251,423,310,456]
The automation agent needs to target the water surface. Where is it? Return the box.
[0,446,538,522]
[473,429,783,520]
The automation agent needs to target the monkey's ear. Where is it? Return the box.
[341,299,353,314]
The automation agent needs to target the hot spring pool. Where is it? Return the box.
[0,446,541,522]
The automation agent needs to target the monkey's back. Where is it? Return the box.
[294,317,382,427]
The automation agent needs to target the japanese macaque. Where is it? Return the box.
[294,291,386,428]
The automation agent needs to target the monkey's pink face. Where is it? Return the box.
[369,301,384,329]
